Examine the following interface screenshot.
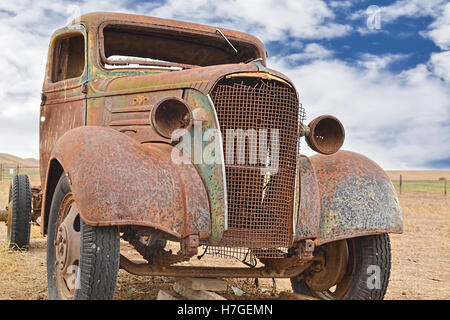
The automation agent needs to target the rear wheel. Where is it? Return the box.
[291,234,391,300]
[6,175,32,250]
[47,173,120,300]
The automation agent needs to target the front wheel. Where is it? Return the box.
[291,234,391,300]
[47,173,120,300]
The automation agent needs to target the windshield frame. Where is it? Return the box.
[98,21,263,71]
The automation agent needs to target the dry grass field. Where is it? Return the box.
[388,170,449,194]
[0,170,449,300]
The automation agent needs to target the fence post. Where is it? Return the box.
[399,174,402,195]
[440,177,447,196]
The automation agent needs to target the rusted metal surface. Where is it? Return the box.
[40,90,86,186]
[294,155,321,240]
[99,22,258,69]
[119,254,311,278]
[155,144,212,239]
[54,193,80,299]
[31,187,42,223]
[150,97,193,139]
[180,235,200,256]
[258,240,315,271]
[209,77,300,256]
[40,25,88,186]
[305,115,345,155]
[304,240,348,291]
[124,232,193,267]
[36,11,404,280]
[86,12,266,66]
[91,64,264,98]
[299,238,357,300]
[45,13,297,249]
[310,151,403,245]
[41,126,210,240]
[183,89,227,244]
[101,90,184,128]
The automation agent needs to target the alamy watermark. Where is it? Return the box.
[171,121,281,175]
[366,5,381,30]
[367,265,382,290]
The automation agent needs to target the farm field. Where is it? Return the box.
[0,171,449,300]
[388,170,449,194]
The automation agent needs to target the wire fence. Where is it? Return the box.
[0,163,40,181]
[391,174,447,196]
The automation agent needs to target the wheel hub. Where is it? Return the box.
[54,193,81,299]
[305,240,349,292]
[56,225,69,270]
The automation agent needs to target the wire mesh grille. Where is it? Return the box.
[199,245,258,266]
[208,77,301,258]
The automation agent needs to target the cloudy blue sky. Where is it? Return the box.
[0,0,449,169]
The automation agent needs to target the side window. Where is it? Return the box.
[52,34,85,82]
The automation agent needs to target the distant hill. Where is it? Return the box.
[0,153,39,167]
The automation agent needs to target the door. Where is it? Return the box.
[40,28,88,185]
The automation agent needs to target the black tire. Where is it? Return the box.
[291,234,391,300]
[7,175,32,250]
[47,173,120,300]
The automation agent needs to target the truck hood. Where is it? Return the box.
[89,63,296,97]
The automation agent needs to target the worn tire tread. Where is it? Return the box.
[8,175,32,250]
[47,173,119,300]
[76,222,119,300]
[291,234,391,300]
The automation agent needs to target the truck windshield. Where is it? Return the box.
[100,23,261,70]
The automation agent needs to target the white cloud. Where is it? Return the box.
[268,55,450,170]
[144,0,352,42]
[271,43,333,64]
[0,0,352,159]
[429,50,450,82]
[422,2,450,50]
[0,0,134,158]
[380,0,446,22]
[357,53,409,71]
[0,0,448,169]
[352,0,446,23]
[329,1,353,9]
[352,0,450,51]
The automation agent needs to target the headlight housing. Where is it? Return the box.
[151,97,193,139]
[305,115,345,155]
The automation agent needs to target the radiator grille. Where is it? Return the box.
[209,77,300,257]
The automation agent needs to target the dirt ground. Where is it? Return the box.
[0,191,449,300]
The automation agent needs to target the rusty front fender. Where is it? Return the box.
[297,150,403,245]
[41,126,211,240]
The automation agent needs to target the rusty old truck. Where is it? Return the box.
[2,12,402,300]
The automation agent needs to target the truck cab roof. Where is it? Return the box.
[66,12,267,68]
